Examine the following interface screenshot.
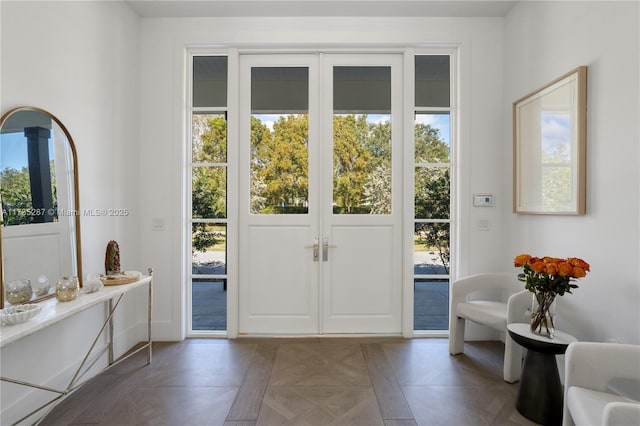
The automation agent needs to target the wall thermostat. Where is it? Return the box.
[473,194,494,207]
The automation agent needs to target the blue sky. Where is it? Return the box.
[1,132,55,171]
[541,112,570,157]
[416,113,450,146]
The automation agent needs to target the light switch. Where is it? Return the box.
[152,217,165,231]
[474,193,494,207]
[477,219,490,231]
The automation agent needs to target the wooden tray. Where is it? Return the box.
[99,271,142,286]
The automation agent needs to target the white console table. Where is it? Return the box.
[0,270,153,425]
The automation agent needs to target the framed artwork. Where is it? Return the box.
[513,66,587,215]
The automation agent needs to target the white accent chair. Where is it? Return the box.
[449,272,531,383]
[563,341,640,426]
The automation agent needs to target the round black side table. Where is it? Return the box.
[507,323,577,426]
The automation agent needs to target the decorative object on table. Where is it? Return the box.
[5,279,33,304]
[33,275,51,297]
[0,303,42,325]
[514,254,590,338]
[99,270,142,286]
[55,276,80,302]
[82,274,103,294]
[105,240,121,275]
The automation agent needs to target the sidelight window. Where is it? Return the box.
[190,55,228,332]
[413,55,452,332]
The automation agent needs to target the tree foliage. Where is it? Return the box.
[333,114,375,213]
[414,123,451,272]
[252,115,309,213]
[1,167,33,225]
[191,113,451,271]
[1,162,58,226]
[192,115,227,252]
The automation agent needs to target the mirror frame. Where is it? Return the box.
[513,66,587,215]
[0,106,83,305]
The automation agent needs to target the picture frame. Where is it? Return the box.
[513,66,587,215]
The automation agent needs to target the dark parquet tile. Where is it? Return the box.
[41,338,538,426]
[269,342,371,387]
[362,343,413,420]
[226,342,279,421]
[256,386,384,426]
[402,385,535,426]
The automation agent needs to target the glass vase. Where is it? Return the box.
[530,292,556,338]
[56,276,80,302]
[5,279,33,304]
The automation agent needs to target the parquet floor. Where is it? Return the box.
[42,338,539,426]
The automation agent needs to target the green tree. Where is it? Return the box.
[192,115,227,252]
[1,167,32,225]
[415,122,449,163]
[414,123,450,272]
[193,114,227,163]
[333,114,372,213]
[362,119,391,214]
[363,163,391,214]
[249,116,270,213]
[1,162,58,226]
[252,115,309,213]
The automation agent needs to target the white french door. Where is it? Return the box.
[239,53,402,334]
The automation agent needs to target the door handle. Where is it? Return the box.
[304,237,320,262]
[323,237,337,262]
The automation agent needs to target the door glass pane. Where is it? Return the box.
[192,167,226,219]
[414,167,450,219]
[415,55,450,108]
[192,223,227,275]
[250,67,309,214]
[192,278,226,331]
[333,66,391,215]
[193,56,228,108]
[415,113,450,163]
[414,278,449,330]
[414,55,452,333]
[414,222,450,275]
[334,66,391,113]
[193,113,226,163]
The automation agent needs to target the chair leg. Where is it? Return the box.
[449,316,466,355]
[503,334,523,383]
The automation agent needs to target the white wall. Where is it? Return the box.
[138,16,507,339]
[0,2,143,423]
[503,1,640,344]
[4,2,636,420]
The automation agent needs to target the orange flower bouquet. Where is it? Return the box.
[514,254,590,337]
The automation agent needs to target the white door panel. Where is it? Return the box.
[239,53,402,335]
[321,54,403,334]
[322,225,401,334]
[240,225,318,333]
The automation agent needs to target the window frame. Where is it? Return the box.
[411,51,456,335]
[187,52,236,337]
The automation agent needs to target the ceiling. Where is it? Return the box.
[126,0,518,18]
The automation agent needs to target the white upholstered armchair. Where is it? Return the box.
[449,272,531,383]
[563,341,640,426]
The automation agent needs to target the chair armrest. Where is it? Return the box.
[603,402,640,426]
[450,273,517,300]
[565,342,640,393]
[507,290,531,325]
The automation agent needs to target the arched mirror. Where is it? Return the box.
[0,106,82,305]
